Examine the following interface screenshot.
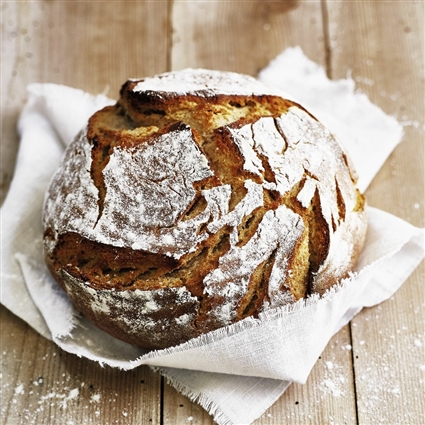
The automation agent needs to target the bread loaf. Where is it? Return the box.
[43,69,367,350]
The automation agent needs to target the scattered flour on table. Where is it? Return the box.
[259,323,424,424]
[317,357,346,399]
[90,393,101,403]
[14,383,25,396]
[259,336,356,423]
[37,387,79,409]
[352,307,425,424]
[3,370,145,425]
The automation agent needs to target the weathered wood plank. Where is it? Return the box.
[327,0,424,226]
[351,272,425,425]
[164,1,358,423]
[326,1,425,424]
[1,1,170,423]
[170,0,326,75]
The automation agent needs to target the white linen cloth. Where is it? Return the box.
[1,47,424,425]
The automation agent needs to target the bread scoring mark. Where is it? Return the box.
[236,206,267,248]
[89,134,109,226]
[237,247,277,319]
[335,178,347,224]
[87,105,161,227]
[164,226,232,296]
[202,205,304,325]
[228,123,265,177]
[47,232,179,290]
[182,195,208,221]
[225,106,367,301]
[306,189,330,286]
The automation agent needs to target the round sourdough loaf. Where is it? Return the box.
[43,69,367,350]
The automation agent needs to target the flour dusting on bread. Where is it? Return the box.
[43,69,367,350]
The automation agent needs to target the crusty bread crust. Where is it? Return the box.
[43,69,367,350]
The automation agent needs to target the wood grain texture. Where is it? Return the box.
[1,0,424,424]
[328,0,424,226]
[1,1,170,424]
[171,0,325,74]
[326,1,425,424]
[165,1,355,423]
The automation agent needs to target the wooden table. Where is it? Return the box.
[1,1,424,424]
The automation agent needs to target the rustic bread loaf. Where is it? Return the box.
[43,69,367,350]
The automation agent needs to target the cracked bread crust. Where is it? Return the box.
[43,69,367,350]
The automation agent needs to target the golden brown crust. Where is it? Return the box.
[43,69,367,350]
